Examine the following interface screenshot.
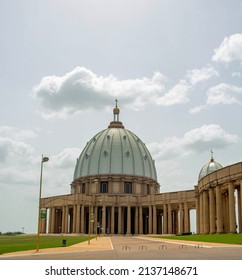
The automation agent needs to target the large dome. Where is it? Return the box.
[74,103,157,181]
[198,154,223,181]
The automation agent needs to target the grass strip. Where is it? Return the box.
[151,234,242,245]
[0,235,94,254]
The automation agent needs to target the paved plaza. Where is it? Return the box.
[1,236,242,260]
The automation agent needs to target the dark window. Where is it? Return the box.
[147,184,150,195]
[124,182,132,194]
[100,181,108,193]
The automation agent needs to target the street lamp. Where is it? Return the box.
[36,155,49,252]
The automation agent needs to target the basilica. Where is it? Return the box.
[41,102,242,235]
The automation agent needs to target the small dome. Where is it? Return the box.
[198,155,223,181]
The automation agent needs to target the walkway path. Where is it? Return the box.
[1,235,242,260]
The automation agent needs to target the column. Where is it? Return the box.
[76,204,80,233]
[51,207,55,233]
[102,206,106,234]
[40,217,47,234]
[135,207,139,234]
[228,183,236,233]
[175,210,179,234]
[111,206,115,234]
[240,180,242,233]
[139,206,143,234]
[118,206,122,234]
[184,202,189,233]
[216,185,223,233]
[179,203,183,234]
[80,205,85,233]
[148,205,152,234]
[168,203,172,234]
[196,197,200,234]
[61,206,65,233]
[209,188,216,234]
[238,184,242,233]
[153,205,157,234]
[90,206,94,234]
[203,191,209,234]
[94,205,98,235]
[72,204,76,233]
[199,193,203,234]
[163,204,167,234]
[127,206,131,234]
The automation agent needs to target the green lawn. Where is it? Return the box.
[152,234,242,245]
[0,234,93,255]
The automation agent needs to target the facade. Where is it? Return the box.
[41,103,242,235]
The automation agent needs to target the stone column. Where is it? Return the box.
[111,206,115,234]
[48,208,52,234]
[216,185,223,233]
[184,202,189,233]
[163,204,167,234]
[209,188,216,234]
[175,210,179,234]
[148,205,152,234]
[102,205,106,234]
[139,206,143,234]
[118,206,122,234]
[90,205,94,234]
[203,191,209,234]
[196,197,200,234]
[168,204,172,234]
[40,217,47,234]
[127,206,131,234]
[135,207,139,234]
[51,207,55,233]
[80,205,85,233]
[199,193,203,234]
[73,204,76,233]
[94,206,98,235]
[76,204,80,233]
[153,205,157,234]
[61,206,65,233]
[238,183,242,233]
[228,182,236,233]
[179,203,183,234]
[64,205,69,233]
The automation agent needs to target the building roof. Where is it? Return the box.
[198,153,223,181]
[73,102,157,181]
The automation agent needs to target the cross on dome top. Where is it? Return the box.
[108,99,124,128]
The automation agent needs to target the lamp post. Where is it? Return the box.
[36,155,49,252]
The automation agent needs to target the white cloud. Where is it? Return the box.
[148,124,238,160]
[0,136,34,163]
[32,67,168,118]
[232,71,242,78]
[0,126,38,163]
[190,83,242,113]
[212,33,242,63]
[206,83,242,105]
[185,65,219,85]
[32,64,220,118]
[156,79,191,106]
[49,147,81,169]
[157,65,218,107]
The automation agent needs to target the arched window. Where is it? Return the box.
[100,181,108,193]
[124,182,132,194]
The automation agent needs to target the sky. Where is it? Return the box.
[1,0,242,233]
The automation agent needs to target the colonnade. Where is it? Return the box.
[196,181,242,234]
[41,202,193,235]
